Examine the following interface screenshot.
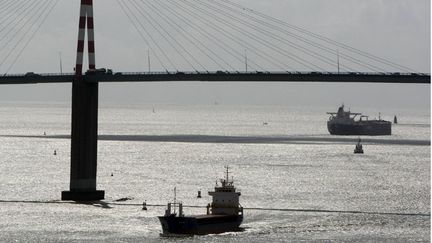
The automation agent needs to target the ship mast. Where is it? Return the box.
[173,187,176,214]
[225,165,229,183]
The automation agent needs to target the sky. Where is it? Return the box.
[0,0,430,109]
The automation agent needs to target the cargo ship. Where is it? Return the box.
[158,166,243,235]
[327,105,391,135]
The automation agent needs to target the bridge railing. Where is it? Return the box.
[2,71,430,77]
[3,72,75,77]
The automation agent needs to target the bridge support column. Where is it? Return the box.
[61,79,104,201]
[62,0,103,201]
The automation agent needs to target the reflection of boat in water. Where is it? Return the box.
[354,138,364,154]
[327,105,391,136]
[158,166,243,235]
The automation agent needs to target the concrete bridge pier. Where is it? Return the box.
[61,78,104,201]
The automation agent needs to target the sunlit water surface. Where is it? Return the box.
[0,102,429,242]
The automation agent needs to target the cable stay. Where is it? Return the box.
[117,0,168,72]
[0,1,43,43]
[0,0,59,75]
[134,0,208,72]
[168,0,292,72]
[130,0,203,72]
[200,0,391,73]
[178,0,313,71]
[112,0,420,73]
[0,0,51,69]
[195,0,340,71]
[117,0,173,71]
[156,0,252,72]
[0,1,36,31]
[180,0,324,71]
[160,0,273,71]
[0,0,423,74]
[224,0,391,72]
[129,0,187,71]
[0,0,27,24]
[145,0,236,72]
[202,0,359,72]
[4,0,60,75]
[218,0,418,73]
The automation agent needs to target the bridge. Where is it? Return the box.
[1,71,430,84]
[0,0,429,201]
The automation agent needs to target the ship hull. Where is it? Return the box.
[327,121,391,135]
[158,214,243,235]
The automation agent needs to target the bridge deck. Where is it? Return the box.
[0,71,429,84]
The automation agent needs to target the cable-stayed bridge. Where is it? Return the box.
[0,0,429,201]
[1,0,430,78]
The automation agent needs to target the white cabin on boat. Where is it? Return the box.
[208,166,242,215]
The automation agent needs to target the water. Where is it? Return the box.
[0,102,430,242]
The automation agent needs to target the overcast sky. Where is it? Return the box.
[0,0,430,109]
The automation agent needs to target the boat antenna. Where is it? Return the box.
[225,165,229,182]
[173,187,176,214]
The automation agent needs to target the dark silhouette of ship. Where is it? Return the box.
[327,105,391,135]
[158,166,243,235]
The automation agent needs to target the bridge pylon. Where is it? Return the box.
[61,0,104,201]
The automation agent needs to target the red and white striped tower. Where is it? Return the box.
[62,0,104,201]
[75,0,96,75]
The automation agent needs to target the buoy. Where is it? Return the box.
[53,150,57,155]
[197,190,202,198]
[354,138,364,154]
[142,201,147,210]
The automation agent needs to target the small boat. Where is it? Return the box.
[158,166,243,235]
[354,138,364,154]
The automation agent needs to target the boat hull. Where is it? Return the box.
[158,214,243,235]
[327,121,391,135]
